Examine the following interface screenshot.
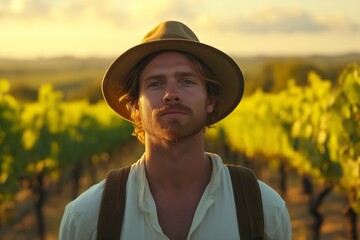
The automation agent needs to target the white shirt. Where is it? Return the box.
[59,153,291,240]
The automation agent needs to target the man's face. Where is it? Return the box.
[137,51,215,142]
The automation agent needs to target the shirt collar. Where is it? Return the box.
[136,152,223,213]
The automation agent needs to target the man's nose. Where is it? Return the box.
[163,85,180,102]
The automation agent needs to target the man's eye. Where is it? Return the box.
[181,79,195,85]
[148,81,163,87]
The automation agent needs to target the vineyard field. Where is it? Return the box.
[1,62,359,239]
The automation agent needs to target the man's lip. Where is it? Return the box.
[160,110,187,116]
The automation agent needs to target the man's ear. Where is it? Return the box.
[207,97,216,114]
[128,101,140,120]
[134,101,139,111]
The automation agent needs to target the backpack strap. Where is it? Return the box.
[227,165,264,240]
[97,165,131,240]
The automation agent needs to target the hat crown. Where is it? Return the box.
[141,21,200,43]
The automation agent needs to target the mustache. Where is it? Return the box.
[156,103,192,115]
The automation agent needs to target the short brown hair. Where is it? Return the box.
[119,51,221,143]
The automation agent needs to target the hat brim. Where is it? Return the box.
[102,39,244,125]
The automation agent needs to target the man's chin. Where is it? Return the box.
[156,120,186,132]
[160,126,204,143]
[146,117,206,142]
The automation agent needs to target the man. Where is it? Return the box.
[59,21,291,240]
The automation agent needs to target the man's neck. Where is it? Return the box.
[143,131,211,192]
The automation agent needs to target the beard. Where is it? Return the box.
[142,103,207,143]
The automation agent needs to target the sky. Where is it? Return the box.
[1,0,360,59]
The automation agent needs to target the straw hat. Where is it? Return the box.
[102,20,244,124]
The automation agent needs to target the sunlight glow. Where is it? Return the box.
[9,0,25,14]
[1,0,360,58]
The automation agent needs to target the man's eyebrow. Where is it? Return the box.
[143,72,198,81]
[174,72,198,78]
[143,74,166,82]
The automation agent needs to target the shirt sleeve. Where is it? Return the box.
[271,203,292,240]
[258,180,292,240]
[59,202,78,240]
[58,181,104,240]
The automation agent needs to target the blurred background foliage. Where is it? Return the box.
[0,54,359,239]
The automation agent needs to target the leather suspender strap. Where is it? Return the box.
[97,165,131,240]
[97,165,264,240]
[227,165,264,240]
